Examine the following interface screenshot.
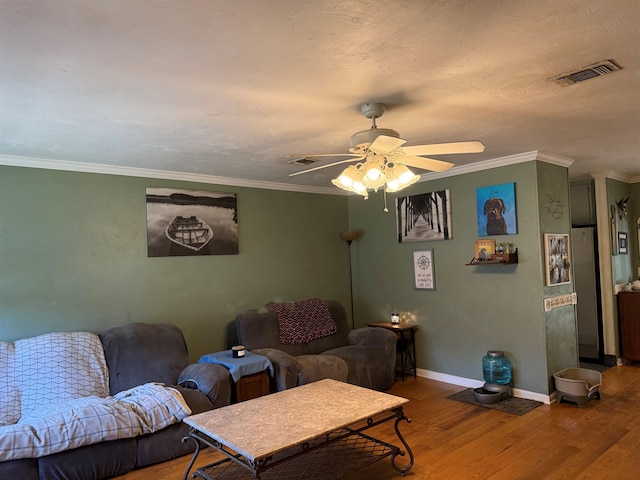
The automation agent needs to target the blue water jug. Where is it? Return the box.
[482,350,512,385]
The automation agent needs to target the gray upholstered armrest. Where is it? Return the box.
[348,327,397,357]
[178,363,232,409]
[251,347,300,391]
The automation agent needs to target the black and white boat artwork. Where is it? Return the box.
[165,215,213,252]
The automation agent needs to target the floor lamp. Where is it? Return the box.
[340,230,361,329]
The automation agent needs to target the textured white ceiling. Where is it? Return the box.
[1,0,639,190]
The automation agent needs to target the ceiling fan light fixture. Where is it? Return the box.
[332,156,420,198]
[358,159,387,192]
[331,166,369,198]
[362,158,386,189]
[292,102,482,206]
[352,181,368,197]
[331,165,358,188]
[365,165,381,181]
[385,164,420,193]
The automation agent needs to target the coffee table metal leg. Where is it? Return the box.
[390,408,414,475]
[181,432,201,480]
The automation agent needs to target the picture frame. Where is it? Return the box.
[474,239,496,261]
[618,231,628,254]
[396,190,452,242]
[476,182,517,236]
[544,234,571,286]
[146,187,239,257]
[413,250,435,290]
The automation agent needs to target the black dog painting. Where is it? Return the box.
[476,183,517,236]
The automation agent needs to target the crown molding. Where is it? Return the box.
[2,150,592,194]
[534,151,575,168]
[590,170,636,183]
[415,150,574,182]
[0,154,342,196]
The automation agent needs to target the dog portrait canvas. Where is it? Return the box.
[476,183,517,236]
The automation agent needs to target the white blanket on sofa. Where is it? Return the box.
[0,383,191,462]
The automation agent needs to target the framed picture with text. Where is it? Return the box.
[413,250,435,290]
[618,232,628,254]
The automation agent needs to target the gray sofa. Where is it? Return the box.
[235,299,397,391]
[0,322,231,480]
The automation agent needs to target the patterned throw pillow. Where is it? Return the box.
[15,332,110,417]
[0,341,20,425]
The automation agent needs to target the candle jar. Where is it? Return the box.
[232,345,246,358]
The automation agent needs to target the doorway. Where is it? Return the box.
[571,226,604,363]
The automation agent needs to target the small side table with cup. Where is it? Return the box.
[366,321,418,381]
[198,347,274,403]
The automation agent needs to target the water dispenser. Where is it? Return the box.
[474,350,513,403]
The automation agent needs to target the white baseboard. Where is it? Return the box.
[415,368,553,404]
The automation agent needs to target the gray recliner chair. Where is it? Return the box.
[235,300,397,392]
[99,322,232,467]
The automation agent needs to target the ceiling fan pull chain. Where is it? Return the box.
[383,188,389,213]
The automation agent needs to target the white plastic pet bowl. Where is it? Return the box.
[553,367,601,408]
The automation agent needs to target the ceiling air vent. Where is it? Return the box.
[549,59,622,86]
[288,157,318,166]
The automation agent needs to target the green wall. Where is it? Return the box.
[631,182,640,277]
[608,178,636,284]
[0,166,351,360]
[537,161,577,392]
[1,159,579,395]
[348,160,567,395]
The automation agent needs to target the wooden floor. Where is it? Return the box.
[116,364,640,480]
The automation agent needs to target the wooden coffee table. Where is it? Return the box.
[182,379,413,479]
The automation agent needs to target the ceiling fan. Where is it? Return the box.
[288,102,485,200]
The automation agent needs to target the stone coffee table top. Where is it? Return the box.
[184,378,408,461]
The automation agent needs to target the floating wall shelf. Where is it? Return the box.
[466,249,518,266]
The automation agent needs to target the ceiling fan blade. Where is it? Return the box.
[402,141,485,156]
[289,156,365,176]
[287,153,362,160]
[396,156,455,173]
[368,135,407,154]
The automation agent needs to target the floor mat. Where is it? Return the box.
[447,388,543,415]
[579,362,610,373]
